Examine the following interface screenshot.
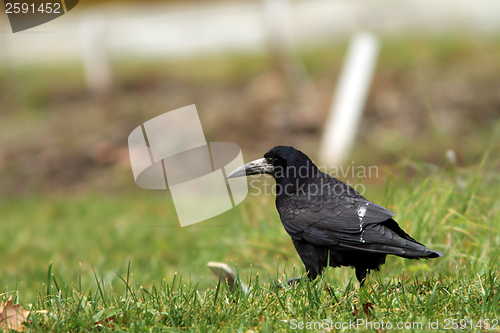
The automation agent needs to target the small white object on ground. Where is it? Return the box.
[207,262,248,293]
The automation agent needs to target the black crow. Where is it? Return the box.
[227,146,442,284]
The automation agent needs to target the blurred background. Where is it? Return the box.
[1,0,500,299]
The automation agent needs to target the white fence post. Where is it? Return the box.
[79,11,113,94]
[319,32,380,167]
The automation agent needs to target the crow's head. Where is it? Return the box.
[227,146,317,180]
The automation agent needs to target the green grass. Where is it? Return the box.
[1,158,499,332]
[2,34,500,331]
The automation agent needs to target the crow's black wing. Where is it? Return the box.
[277,177,441,258]
[277,176,394,236]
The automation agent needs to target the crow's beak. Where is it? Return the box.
[227,158,274,179]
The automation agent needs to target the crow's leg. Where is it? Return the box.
[355,267,367,286]
[277,277,303,289]
[287,277,304,285]
[279,268,319,289]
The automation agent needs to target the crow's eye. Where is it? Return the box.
[267,158,275,164]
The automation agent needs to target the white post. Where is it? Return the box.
[79,11,112,94]
[319,32,380,167]
[262,0,294,53]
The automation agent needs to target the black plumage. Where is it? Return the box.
[228,146,443,284]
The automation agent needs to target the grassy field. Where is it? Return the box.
[1,156,499,331]
[2,35,500,331]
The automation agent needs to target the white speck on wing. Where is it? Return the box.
[357,206,367,218]
[357,203,369,242]
[360,229,366,243]
[357,206,367,227]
